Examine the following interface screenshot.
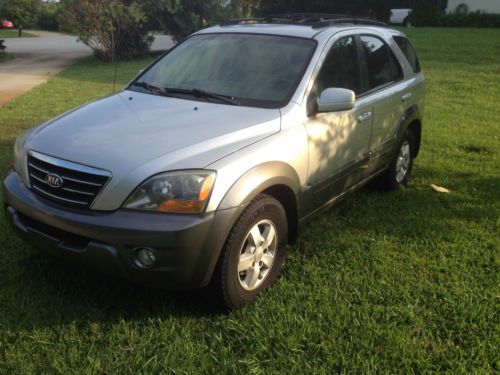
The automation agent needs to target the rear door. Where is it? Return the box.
[358,34,407,171]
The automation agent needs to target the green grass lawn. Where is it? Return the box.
[0,29,36,38]
[0,28,499,373]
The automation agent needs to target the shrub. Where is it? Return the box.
[258,0,394,22]
[38,2,59,31]
[438,11,500,28]
[60,0,153,62]
[0,0,40,30]
[140,0,233,43]
[409,0,447,26]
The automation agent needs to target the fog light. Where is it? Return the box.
[134,247,156,268]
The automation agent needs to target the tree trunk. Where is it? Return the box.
[18,25,23,38]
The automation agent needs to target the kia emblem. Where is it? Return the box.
[45,173,63,188]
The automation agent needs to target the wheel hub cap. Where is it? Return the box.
[396,141,411,183]
[237,219,277,291]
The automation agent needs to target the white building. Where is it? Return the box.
[447,0,500,14]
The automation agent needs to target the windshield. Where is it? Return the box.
[132,33,317,108]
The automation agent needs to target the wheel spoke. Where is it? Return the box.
[238,253,254,272]
[396,157,403,170]
[249,225,262,247]
[402,143,410,156]
[261,252,274,268]
[262,225,276,249]
[246,266,260,289]
[396,169,406,182]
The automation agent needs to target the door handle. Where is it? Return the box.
[402,92,412,102]
[357,112,372,123]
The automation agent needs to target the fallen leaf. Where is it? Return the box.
[431,184,451,193]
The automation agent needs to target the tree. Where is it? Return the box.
[140,0,234,42]
[38,1,59,31]
[60,0,153,61]
[0,0,40,36]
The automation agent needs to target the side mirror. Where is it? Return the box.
[317,88,355,113]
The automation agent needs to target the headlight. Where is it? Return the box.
[124,170,216,214]
[13,128,34,174]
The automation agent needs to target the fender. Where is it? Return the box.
[217,161,302,211]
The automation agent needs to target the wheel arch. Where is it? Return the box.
[217,161,301,245]
[396,104,422,158]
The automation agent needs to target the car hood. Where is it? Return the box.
[25,91,281,210]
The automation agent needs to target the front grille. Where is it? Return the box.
[27,151,111,208]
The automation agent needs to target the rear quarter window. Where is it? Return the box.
[393,36,421,73]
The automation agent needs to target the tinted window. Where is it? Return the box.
[134,34,316,108]
[314,36,362,95]
[361,36,403,91]
[393,36,421,73]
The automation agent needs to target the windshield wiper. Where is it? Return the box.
[132,81,168,96]
[164,87,241,106]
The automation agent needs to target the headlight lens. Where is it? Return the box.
[13,128,34,174]
[124,170,216,214]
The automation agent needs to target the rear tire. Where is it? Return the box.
[212,194,288,310]
[376,129,415,190]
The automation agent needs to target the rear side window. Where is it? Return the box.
[393,36,421,73]
[360,35,403,91]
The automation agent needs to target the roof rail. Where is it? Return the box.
[220,13,387,28]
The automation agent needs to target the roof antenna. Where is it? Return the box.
[112,30,118,94]
[112,55,118,94]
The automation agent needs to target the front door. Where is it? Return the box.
[304,35,373,211]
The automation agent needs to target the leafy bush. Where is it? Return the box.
[60,0,153,62]
[259,0,394,22]
[140,0,233,43]
[409,0,447,26]
[38,2,59,31]
[438,11,500,28]
[0,0,40,28]
[410,0,500,27]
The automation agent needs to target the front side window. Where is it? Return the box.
[314,36,362,95]
[360,35,403,91]
[307,36,361,114]
[132,33,317,108]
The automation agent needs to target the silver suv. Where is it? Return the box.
[3,14,425,309]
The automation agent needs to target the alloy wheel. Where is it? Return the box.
[237,219,277,291]
[395,141,411,183]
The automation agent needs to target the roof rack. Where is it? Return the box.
[221,13,387,29]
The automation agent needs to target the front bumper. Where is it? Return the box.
[2,169,243,289]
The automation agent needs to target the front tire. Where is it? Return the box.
[212,194,288,310]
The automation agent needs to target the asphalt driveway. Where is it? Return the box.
[0,30,174,105]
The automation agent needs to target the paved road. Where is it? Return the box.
[0,30,174,105]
